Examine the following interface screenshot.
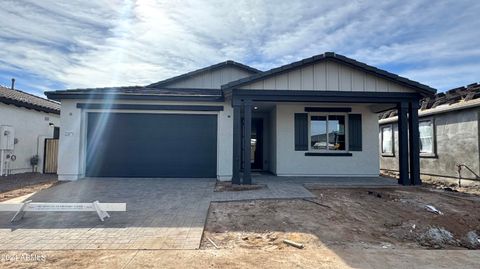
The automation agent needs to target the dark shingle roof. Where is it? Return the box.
[45,86,224,102]
[222,52,436,96]
[148,60,262,87]
[379,83,480,120]
[0,85,60,114]
[46,60,259,101]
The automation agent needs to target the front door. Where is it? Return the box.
[251,118,263,170]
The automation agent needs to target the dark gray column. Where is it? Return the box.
[242,100,252,184]
[398,102,410,185]
[408,101,421,185]
[232,103,241,184]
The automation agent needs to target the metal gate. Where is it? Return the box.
[43,138,59,174]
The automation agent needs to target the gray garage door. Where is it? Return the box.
[86,113,217,178]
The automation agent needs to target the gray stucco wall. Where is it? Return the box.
[380,108,480,179]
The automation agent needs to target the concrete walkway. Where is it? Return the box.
[0,176,316,250]
[254,174,399,188]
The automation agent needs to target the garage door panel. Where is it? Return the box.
[86,113,217,178]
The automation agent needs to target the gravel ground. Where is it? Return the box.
[0,173,59,202]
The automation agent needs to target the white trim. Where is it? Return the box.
[81,109,219,115]
[307,112,349,153]
[419,117,436,157]
[80,109,224,179]
[380,124,394,156]
[58,174,82,181]
[217,175,232,181]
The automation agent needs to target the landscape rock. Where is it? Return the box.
[419,227,456,248]
[463,231,480,249]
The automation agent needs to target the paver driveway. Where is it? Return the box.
[0,176,315,250]
[0,178,214,250]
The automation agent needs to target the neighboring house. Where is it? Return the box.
[379,83,480,183]
[45,52,436,185]
[0,83,60,175]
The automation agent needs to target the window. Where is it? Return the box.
[381,125,393,155]
[310,115,346,151]
[419,119,434,155]
[53,127,60,139]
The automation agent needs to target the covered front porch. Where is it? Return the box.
[221,53,435,186]
[229,90,422,186]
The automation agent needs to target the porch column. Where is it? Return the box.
[397,102,410,185]
[408,100,421,185]
[232,103,242,184]
[242,100,252,184]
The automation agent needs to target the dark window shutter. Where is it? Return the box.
[348,114,362,151]
[294,113,308,151]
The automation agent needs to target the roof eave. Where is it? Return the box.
[45,92,225,102]
[0,96,60,114]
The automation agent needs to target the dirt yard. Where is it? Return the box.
[215,181,266,192]
[202,187,480,250]
[2,248,480,269]
[1,187,480,268]
[0,173,59,202]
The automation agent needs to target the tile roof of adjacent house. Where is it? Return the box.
[147,60,262,87]
[0,85,60,114]
[379,82,480,120]
[222,52,437,96]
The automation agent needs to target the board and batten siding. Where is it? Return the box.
[165,66,254,89]
[240,61,414,93]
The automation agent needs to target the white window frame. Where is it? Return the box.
[381,124,394,156]
[308,113,349,152]
[419,118,436,157]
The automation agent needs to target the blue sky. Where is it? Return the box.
[0,0,479,97]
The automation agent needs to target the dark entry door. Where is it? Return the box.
[251,118,263,170]
[86,113,217,178]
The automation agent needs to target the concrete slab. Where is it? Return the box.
[254,174,399,188]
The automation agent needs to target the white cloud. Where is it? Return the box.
[0,0,479,93]
[401,63,480,91]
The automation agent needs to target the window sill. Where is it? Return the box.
[305,152,353,157]
[382,153,395,157]
[420,153,437,159]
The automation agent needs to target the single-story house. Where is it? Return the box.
[379,83,480,184]
[45,52,436,185]
[0,81,60,175]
